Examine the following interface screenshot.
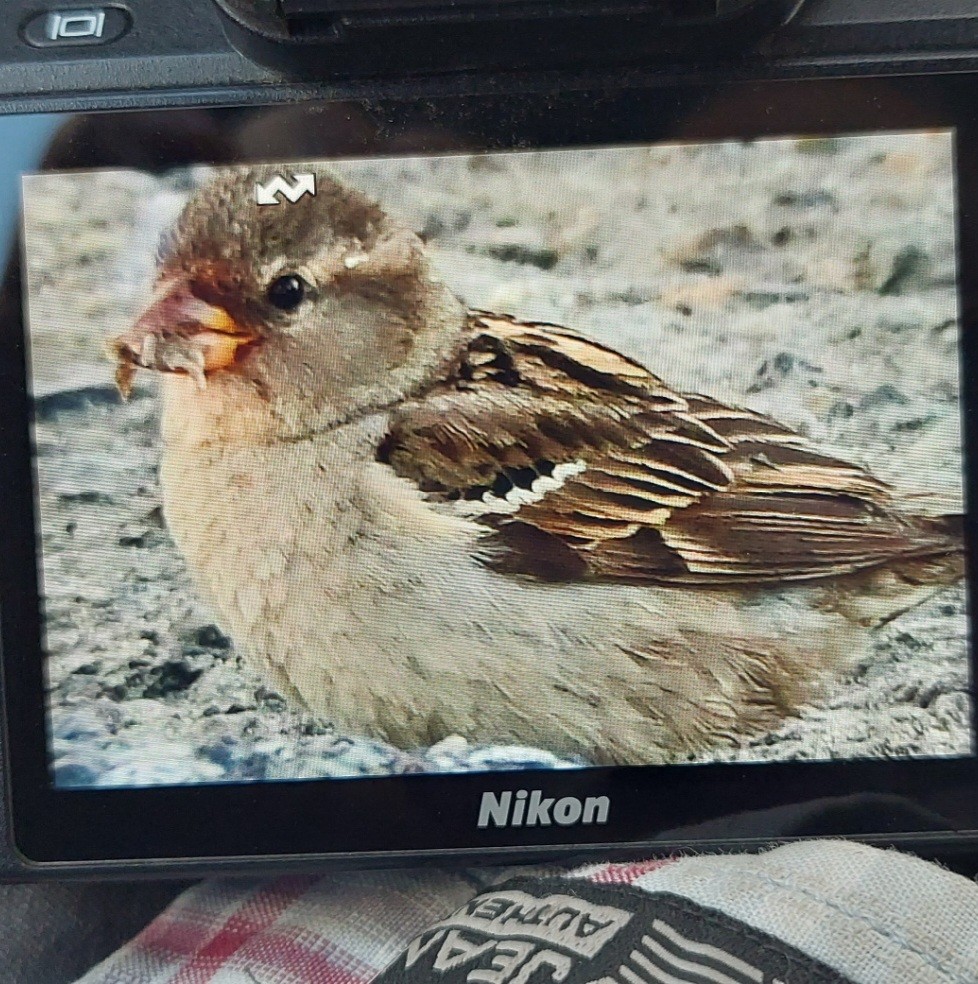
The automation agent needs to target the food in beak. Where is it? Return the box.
[110,283,257,398]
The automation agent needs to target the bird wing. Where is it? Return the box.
[381,312,955,584]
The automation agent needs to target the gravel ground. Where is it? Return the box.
[23,130,972,788]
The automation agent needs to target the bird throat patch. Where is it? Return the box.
[374,875,853,984]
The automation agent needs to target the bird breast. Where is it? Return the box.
[156,374,867,761]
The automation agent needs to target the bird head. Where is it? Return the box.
[111,165,466,440]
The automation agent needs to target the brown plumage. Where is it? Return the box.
[386,312,960,588]
[110,165,965,766]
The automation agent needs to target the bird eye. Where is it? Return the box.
[266,274,307,311]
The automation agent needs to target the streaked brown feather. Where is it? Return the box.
[382,312,961,584]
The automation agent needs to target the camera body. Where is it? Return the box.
[1,1,977,112]
[3,1,978,880]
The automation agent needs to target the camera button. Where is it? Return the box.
[21,7,131,48]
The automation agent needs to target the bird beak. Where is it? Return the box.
[110,280,259,399]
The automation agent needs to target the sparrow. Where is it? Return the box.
[110,165,964,765]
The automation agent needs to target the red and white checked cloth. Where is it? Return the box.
[74,842,978,984]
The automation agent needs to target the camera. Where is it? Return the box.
[2,0,978,879]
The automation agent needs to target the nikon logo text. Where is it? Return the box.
[477,790,610,829]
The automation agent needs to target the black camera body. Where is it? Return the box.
[3,1,978,111]
[3,1,978,880]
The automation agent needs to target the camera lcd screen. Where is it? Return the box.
[21,129,972,792]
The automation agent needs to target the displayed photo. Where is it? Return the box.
[23,131,971,789]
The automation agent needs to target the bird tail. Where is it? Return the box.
[814,513,965,630]
[920,513,965,552]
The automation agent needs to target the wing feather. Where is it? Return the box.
[381,313,959,584]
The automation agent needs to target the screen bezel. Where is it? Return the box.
[3,73,978,866]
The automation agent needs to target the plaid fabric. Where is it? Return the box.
[71,863,666,984]
[73,869,493,984]
[73,843,978,984]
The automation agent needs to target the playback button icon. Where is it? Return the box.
[22,7,132,48]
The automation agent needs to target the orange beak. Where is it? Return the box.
[110,280,259,398]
